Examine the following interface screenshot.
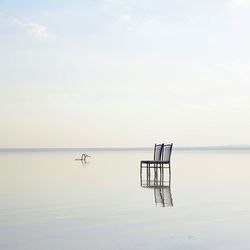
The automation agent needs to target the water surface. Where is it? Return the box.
[1,150,250,249]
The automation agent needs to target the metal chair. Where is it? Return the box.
[140,143,164,169]
[140,144,173,207]
[140,143,173,181]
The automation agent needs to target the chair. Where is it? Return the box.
[140,144,163,181]
[140,143,173,206]
[140,143,164,169]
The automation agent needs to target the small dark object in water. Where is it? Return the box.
[75,153,91,161]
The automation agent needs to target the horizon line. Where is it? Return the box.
[1,145,250,152]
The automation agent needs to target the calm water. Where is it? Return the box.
[1,150,250,249]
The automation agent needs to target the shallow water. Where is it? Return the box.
[1,150,250,249]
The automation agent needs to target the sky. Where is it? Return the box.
[1,0,250,148]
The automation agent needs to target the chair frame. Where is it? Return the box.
[140,143,173,179]
[140,143,164,168]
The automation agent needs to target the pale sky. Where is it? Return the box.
[1,0,250,148]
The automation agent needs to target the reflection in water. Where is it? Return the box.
[75,154,91,165]
[79,159,90,166]
[75,158,88,164]
[140,167,173,207]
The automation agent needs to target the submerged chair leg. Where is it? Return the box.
[140,162,143,176]
[168,163,171,184]
[153,163,156,178]
[140,165,142,185]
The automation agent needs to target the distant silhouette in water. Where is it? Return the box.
[75,153,91,163]
[81,153,90,161]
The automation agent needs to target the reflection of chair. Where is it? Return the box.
[140,167,173,207]
[154,186,172,207]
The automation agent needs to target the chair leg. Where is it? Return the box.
[169,163,171,184]
[147,165,151,186]
[146,165,149,179]
[140,165,142,183]
[160,164,163,177]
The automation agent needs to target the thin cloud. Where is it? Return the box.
[118,15,132,23]
[232,0,250,6]
[12,18,56,40]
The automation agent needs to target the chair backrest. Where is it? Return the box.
[154,144,164,161]
[162,144,173,162]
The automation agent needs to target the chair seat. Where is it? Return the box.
[141,160,170,164]
[140,160,152,163]
[140,160,159,165]
[140,160,170,168]
[152,160,170,164]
